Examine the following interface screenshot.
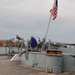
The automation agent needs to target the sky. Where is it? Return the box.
[0,0,75,43]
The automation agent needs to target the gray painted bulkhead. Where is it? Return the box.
[46,56,62,73]
[21,47,75,73]
[21,51,62,73]
[58,47,75,72]
[21,52,46,69]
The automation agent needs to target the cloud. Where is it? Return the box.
[0,0,75,43]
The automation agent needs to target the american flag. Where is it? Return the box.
[50,0,58,20]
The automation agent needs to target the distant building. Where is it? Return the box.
[0,40,25,47]
[0,40,7,47]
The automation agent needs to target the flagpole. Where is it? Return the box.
[44,14,52,41]
[44,0,57,41]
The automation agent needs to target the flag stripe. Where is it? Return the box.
[50,0,58,20]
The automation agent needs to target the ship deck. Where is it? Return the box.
[0,56,75,75]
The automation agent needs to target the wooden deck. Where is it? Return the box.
[0,56,75,75]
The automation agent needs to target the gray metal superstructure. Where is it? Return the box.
[21,40,75,74]
[58,45,75,72]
